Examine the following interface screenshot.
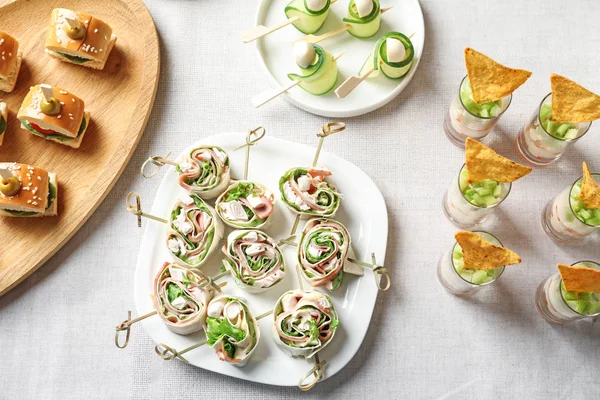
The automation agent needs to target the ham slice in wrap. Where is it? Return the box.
[215,181,275,229]
[279,167,341,217]
[176,145,230,199]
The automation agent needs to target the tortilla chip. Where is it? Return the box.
[455,231,521,270]
[465,138,532,183]
[580,162,600,209]
[558,263,600,293]
[550,74,600,123]
[464,48,532,104]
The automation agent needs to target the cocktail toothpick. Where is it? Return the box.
[347,253,390,291]
[232,126,266,180]
[0,168,12,180]
[335,32,415,99]
[126,191,168,227]
[40,83,55,101]
[295,6,393,45]
[140,152,178,179]
[241,0,338,43]
[253,52,345,108]
[114,271,226,349]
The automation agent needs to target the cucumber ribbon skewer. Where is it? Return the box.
[215,127,276,229]
[115,263,224,349]
[241,0,337,43]
[253,51,345,108]
[141,145,231,200]
[295,2,392,44]
[335,31,415,99]
[126,191,224,268]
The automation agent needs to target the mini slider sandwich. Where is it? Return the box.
[18,84,90,149]
[45,8,117,70]
[0,102,7,146]
[0,31,23,92]
[0,163,58,217]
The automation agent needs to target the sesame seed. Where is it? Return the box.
[60,101,64,105]
[9,53,11,57]
[104,35,107,40]
[32,201,38,206]
[2,56,5,61]
[99,49,103,52]
[72,98,75,103]
[0,39,4,45]
[94,28,98,33]
[70,117,74,120]
[27,200,32,204]
[59,90,67,95]
[2,51,4,55]
[28,183,32,186]
[68,113,73,116]
[37,176,41,180]
[57,38,62,43]
[84,20,89,23]
[57,115,62,119]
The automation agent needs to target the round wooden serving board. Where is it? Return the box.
[0,0,160,295]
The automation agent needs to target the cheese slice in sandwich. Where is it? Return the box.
[18,84,90,149]
[0,163,58,217]
[45,8,117,71]
[0,31,23,93]
[0,102,7,146]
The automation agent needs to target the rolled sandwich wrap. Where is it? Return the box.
[279,166,340,217]
[166,194,223,267]
[45,8,117,70]
[298,218,351,291]
[216,181,275,229]
[273,290,339,358]
[205,295,260,367]
[18,84,90,149]
[177,145,230,199]
[222,230,286,293]
[152,262,213,335]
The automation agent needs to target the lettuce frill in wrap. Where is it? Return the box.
[273,290,339,358]
[176,145,230,199]
[166,194,223,267]
[298,218,351,291]
[222,230,286,293]
[205,295,260,366]
[152,262,213,335]
[279,167,340,217]
[215,181,275,229]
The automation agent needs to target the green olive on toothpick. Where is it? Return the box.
[0,169,20,197]
[39,84,61,116]
[65,17,86,40]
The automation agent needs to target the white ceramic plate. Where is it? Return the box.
[254,0,424,117]
[134,132,388,386]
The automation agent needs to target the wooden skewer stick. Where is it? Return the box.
[232,127,266,180]
[241,0,339,43]
[253,52,345,108]
[0,168,13,180]
[140,152,176,178]
[335,32,415,99]
[296,6,394,45]
[126,191,168,227]
[241,16,300,43]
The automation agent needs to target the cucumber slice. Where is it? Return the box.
[471,270,489,285]
[288,44,338,95]
[285,0,331,34]
[359,31,414,80]
[342,0,381,38]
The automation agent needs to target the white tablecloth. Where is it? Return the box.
[2,0,599,398]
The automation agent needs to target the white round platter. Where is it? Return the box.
[134,132,388,386]
[254,0,425,117]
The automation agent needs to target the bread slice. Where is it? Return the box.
[45,8,116,71]
[0,50,22,93]
[0,102,6,146]
[0,173,57,217]
[20,111,90,149]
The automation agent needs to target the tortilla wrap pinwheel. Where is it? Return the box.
[152,262,214,335]
[222,230,286,293]
[166,194,223,267]
[273,290,339,358]
[279,166,341,217]
[176,145,230,199]
[215,181,275,229]
[205,295,260,366]
[297,218,352,291]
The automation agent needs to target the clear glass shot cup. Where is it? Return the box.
[535,261,600,325]
[443,75,512,147]
[516,93,591,166]
[541,173,600,243]
[443,164,511,229]
[437,231,506,296]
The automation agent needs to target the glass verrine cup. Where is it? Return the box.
[541,173,600,242]
[516,93,592,166]
[443,164,511,229]
[535,261,600,325]
[443,75,512,147]
[437,231,505,296]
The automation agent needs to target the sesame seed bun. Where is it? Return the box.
[0,31,22,93]
[0,163,49,214]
